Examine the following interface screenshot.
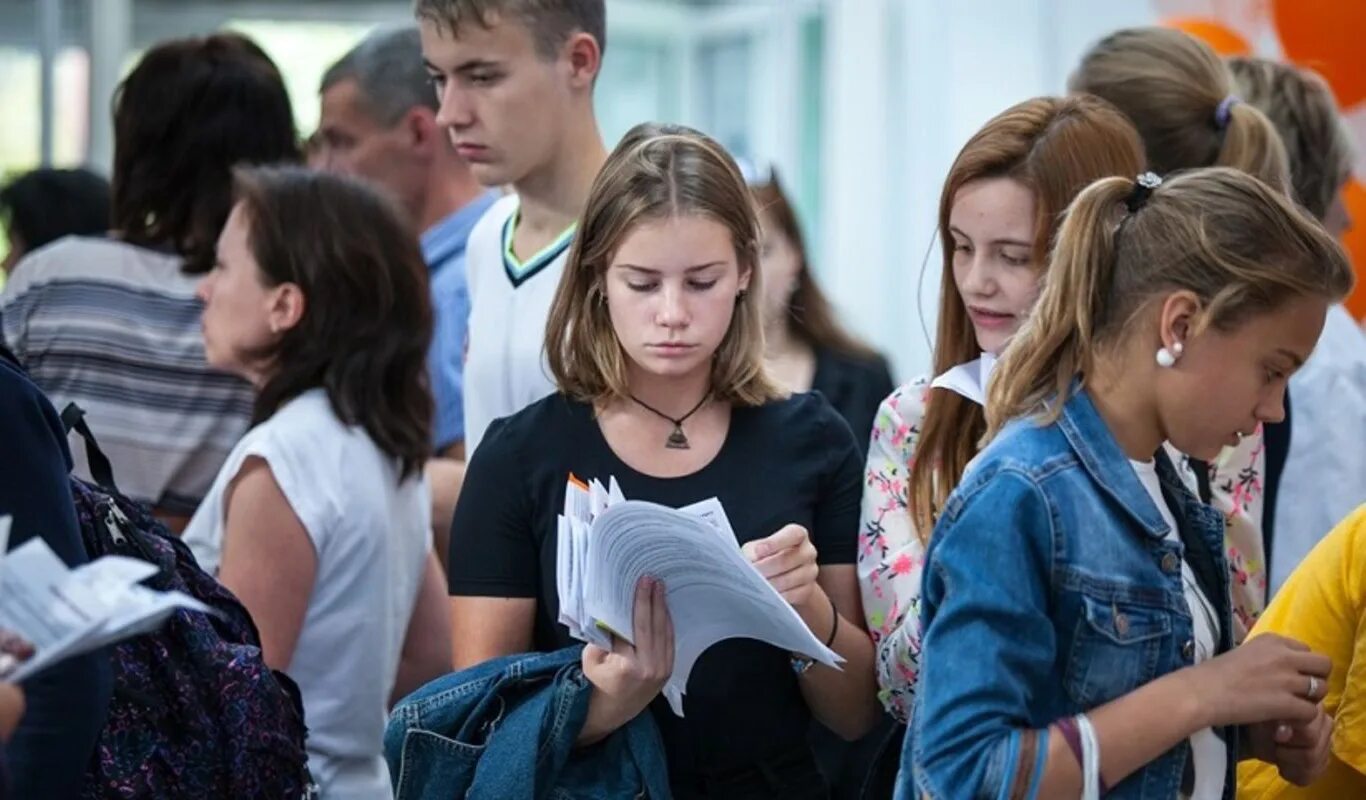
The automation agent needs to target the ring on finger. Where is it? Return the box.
[1307,675,1320,700]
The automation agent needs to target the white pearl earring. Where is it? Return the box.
[1155,341,1184,368]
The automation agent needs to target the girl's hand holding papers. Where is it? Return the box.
[576,576,675,746]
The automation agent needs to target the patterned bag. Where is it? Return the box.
[61,404,317,799]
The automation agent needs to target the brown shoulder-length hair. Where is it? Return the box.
[907,95,1145,541]
[750,172,877,360]
[233,166,433,480]
[113,33,299,275]
[545,122,783,407]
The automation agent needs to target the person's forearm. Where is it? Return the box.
[574,687,642,748]
[1033,668,1205,796]
[796,596,880,740]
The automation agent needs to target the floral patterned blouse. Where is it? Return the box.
[856,377,1269,721]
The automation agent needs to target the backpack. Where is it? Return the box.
[58,402,318,799]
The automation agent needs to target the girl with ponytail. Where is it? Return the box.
[910,167,1353,799]
[1071,25,1297,636]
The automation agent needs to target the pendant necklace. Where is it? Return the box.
[629,392,711,450]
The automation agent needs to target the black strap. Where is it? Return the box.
[59,403,120,493]
[1261,389,1291,587]
[1189,457,1213,505]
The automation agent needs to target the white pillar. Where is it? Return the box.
[38,0,61,166]
[819,0,894,366]
[751,5,802,177]
[87,0,133,174]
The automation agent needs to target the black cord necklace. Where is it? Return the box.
[629,392,710,450]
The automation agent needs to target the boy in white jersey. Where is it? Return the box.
[417,0,609,455]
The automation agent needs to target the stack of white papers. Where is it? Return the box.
[556,477,842,716]
[0,516,211,682]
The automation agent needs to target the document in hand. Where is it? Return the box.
[0,515,210,682]
[556,478,842,716]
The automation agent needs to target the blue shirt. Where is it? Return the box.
[911,386,1235,800]
[421,191,498,452]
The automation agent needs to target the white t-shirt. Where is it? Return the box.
[1130,458,1225,800]
[183,390,431,800]
[462,194,574,455]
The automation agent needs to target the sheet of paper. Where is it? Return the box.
[0,535,209,682]
[554,479,842,717]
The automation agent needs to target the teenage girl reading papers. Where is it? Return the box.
[447,123,879,800]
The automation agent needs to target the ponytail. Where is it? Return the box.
[1071,27,1292,188]
[1217,100,1292,194]
[986,175,1134,437]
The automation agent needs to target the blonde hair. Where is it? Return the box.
[545,122,783,407]
[987,167,1355,437]
[1228,57,1355,222]
[1070,27,1291,190]
[908,95,1145,540]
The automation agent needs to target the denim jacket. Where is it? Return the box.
[384,646,672,800]
[910,387,1236,800]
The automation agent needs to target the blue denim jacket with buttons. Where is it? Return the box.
[909,387,1236,800]
[384,645,672,800]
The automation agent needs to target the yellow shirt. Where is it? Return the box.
[1238,505,1366,799]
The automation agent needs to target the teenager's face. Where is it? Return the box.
[949,177,1041,356]
[757,207,802,329]
[605,215,750,384]
[1155,293,1327,461]
[420,15,582,189]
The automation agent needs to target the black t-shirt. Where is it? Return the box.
[448,391,862,786]
[811,347,896,459]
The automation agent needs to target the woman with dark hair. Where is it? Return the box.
[0,168,110,276]
[0,33,299,530]
[182,166,451,800]
[750,171,895,454]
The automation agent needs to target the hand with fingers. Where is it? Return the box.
[1246,708,1334,786]
[1185,633,1332,782]
[577,576,675,746]
[742,524,823,613]
[0,628,33,680]
[1239,643,1336,787]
